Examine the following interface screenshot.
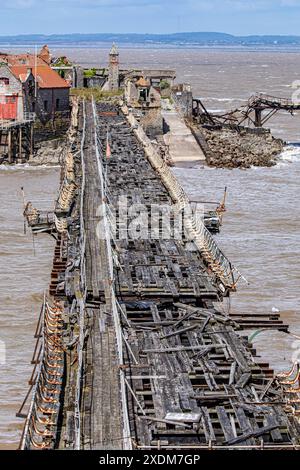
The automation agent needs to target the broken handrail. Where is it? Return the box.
[252,93,299,108]
[73,98,88,450]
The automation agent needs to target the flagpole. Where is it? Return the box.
[105,127,110,195]
[34,45,38,100]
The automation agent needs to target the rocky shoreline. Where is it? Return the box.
[201,127,284,169]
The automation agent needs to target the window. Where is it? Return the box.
[139,88,149,102]
[56,98,60,110]
[6,96,16,103]
[44,100,48,111]
[28,80,34,97]
[0,77,9,85]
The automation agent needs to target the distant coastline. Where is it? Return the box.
[2,44,300,56]
[2,32,300,47]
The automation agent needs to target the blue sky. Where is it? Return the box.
[2,0,300,36]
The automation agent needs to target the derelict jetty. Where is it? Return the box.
[17,98,300,451]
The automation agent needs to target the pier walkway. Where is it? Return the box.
[162,101,206,166]
[19,99,300,451]
[79,100,123,449]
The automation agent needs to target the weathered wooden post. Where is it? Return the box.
[254,107,262,127]
[19,126,22,162]
[30,122,34,158]
[8,128,12,163]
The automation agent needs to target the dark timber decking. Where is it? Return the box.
[20,99,300,450]
[83,108,104,298]
[91,102,300,449]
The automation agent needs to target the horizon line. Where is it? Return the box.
[0,31,300,38]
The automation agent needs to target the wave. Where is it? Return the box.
[200,97,245,103]
[207,109,226,113]
[277,146,300,166]
[0,163,60,172]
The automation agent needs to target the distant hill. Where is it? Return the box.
[1,32,300,46]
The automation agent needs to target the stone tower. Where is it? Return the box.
[108,43,119,92]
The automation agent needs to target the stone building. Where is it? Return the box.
[0,47,70,123]
[10,65,70,123]
[172,83,193,118]
[108,43,120,91]
[0,63,35,120]
[125,76,163,139]
[51,55,84,88]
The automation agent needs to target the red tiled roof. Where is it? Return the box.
[0,46,51,68]
[11,65,70,89]
[0,53,47,67]
[136,77,150,87]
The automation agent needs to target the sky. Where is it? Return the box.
[2,0,300,36]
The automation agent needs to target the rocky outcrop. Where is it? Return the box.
[29,138,65,166]
[201,127,284,168]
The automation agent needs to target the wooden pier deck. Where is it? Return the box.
[19,99,300,451]
[92,102,300,449]
[80,101,123,449]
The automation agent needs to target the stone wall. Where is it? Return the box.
[172,84,193,118]
[34,110,70,142]
[36,88,70,123]
[140,108,163,140]
[30,137,65,165]
[85,76,106,89]
[74,66,84,88]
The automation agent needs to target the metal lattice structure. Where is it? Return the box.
[193,93,300,129]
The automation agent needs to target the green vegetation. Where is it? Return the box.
[83,68,98,78]
[54,56,72,67]
[162,97,174,106]
[71,87,124,102]
[160,80,170,90]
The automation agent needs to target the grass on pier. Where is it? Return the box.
[71,87,123,102]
